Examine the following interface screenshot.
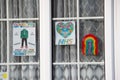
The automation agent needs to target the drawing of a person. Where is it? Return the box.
[20,29,28,48]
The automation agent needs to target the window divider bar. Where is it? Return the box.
[9,62,40,65]
[0,19,7,21]
[0,18,39,21]
[6,0,10,80]
[52,62,105,65]
[0,62,39,65]
[8,18,40,21]
[52,16,104,20]
[77,0,80,80]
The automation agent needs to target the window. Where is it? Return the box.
[52,0,105,80]
[0,0,40,80]
[0,0,114,80]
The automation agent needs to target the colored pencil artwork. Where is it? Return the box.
[82,34,98,56]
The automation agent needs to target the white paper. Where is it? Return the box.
[55,21,76,45]
[13,23,36,56]
[0,72,7,80]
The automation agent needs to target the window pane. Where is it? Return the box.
[0,0,6,18]
[80,64,105,80]
[52,0,77,18]
[0,66,7,80]
[9,65,40,80]
[9,0,39,18]
[79,0,104,17]
[79,20,104,62]
[53,65,78,80]
[0,22,7,63]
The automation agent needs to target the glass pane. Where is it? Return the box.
[9,21,40,62]
[0,22,7,63]
[0,0,6,18]
[0,66,7,80]
[52,0,77,18]
[79,0,104,17]
[53,65,78,80]
[80,65,105,80]
[80,19,104,62]
[9,65,40,80]
[52,20,77,62]
[52,0,105,80]
[0,65,7,72]
[9,0,39,18]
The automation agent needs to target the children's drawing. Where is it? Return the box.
[13,23,36,56]
[82,34,98,56]
[55,21,76,45]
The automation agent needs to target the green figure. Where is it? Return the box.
[20,29,28,48]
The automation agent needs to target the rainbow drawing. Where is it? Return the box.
[82,34,98,56]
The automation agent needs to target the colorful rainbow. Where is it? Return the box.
[82,34,98,56]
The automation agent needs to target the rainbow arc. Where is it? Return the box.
[82,34,98,56]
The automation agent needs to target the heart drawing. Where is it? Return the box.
[56,22,74,38]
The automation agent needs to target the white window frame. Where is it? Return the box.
[40,0,52,80]
[114,0,120,80]
[40,0,114,80]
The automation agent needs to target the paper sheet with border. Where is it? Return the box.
[55,21,76,45]
[13,23,36,56]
